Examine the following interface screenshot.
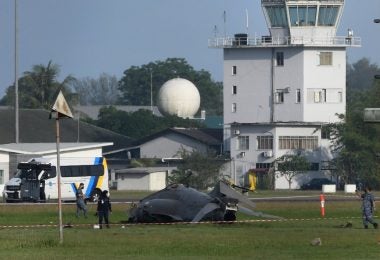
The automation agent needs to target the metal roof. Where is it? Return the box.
[0,142,113,155]
[0,108,133,152]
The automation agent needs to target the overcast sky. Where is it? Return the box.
[0,0,379,97]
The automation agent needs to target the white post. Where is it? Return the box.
[55,115,63,244]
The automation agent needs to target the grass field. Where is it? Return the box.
[0,192,379,259]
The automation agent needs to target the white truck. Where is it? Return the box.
[2,157,109,202]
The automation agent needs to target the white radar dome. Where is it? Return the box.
[157,78,200,118]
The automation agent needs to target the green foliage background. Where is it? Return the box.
[329,58,380,188]
[168,148,226,189]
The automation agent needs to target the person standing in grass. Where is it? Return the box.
[76,183,87,218]
[97,190,112,229]
[356,185,378,229]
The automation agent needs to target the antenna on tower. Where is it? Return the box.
[223,10,227,37]
[213,25,219,38]
[246,8,249,35]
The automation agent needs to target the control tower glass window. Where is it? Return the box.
[265,6,287,27]
[289,5,317,26]
[318,5,339,26]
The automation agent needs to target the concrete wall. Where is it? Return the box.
[116,172,150,191]
[149,171,167,191]
[303,48,346,123]
[116,171,166,191]
[224,48,272,124]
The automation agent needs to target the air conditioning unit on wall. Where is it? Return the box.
[263,150,273,158]
[234,129,240,135]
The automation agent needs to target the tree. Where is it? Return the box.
[0,61,75,109]
[168,148,225,190]
[347,58,380,93]
[118,58,223,115]
[325,59,380,188]
[70,73,120,105]
[275,154,310,190]
[92,106,205,139]
[327,82,380,187]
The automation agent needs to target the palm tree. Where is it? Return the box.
[22,60,75,109]
[0,60,75,109]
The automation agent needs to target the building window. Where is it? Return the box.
[296,89,301,103]
[321,126,331,140]
[338,91,343,103]
[275,90,284,103]
[232,103,237,113]
[279,136,318,150]
[0,170,3,184]
[232,85,237,95]
[307,88,343,104]
[237,136,249,150]
[289,5,317,26]
[318,5,339,26]
[314,91,320,103]
[276,52,284,66]
[313,89,326,103]
[322,89,326,102]
[232,66,237,75]
[319,52,333,65]
[256,163,273,169]
[257,136,273,150]
[265,6,287,27]
[309,163,319,171]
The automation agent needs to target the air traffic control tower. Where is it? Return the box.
[209,0,360,189]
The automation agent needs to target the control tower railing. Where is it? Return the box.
[209,35,361,48]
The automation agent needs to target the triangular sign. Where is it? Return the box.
[51,90,73,118]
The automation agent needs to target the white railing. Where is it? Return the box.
[261,0,344,3]
[208,36,361,48]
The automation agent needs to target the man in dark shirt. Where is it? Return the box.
[97,190,112,229]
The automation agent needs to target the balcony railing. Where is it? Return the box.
[208,35,361,48]
[261,0,344,3]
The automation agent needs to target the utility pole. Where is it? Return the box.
[150,69,153,113]
[14,0,19,143]
[375,19,380,79]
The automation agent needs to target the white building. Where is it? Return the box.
[209,0,360,189]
